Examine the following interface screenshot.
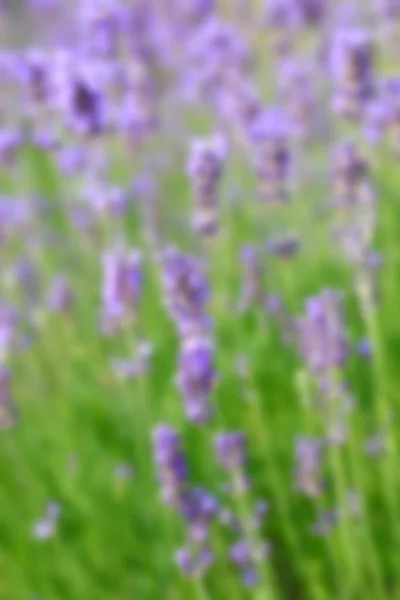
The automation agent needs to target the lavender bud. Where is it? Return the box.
[295,436,323,497]
[215,432,246,473]
[239,246,264,311]
[47,275,73,313]
[250,107,292,204]
[152,425,189,508]
[101,247,142,334]
[162,249,210,339]
[298,290,348,375]
[182,487,219,542]
[331,141,368,206]
[331,29,376,120]
[278,59,317,140]
[177,335,215,424]
[187,134,227,236]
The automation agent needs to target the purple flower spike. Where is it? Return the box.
[331,141,368,204]
[175,545,214,576]
[295,436,323,497]
[0,366,16,429]
[47,275,73,313]
[215,432,247,473]
[298,290,348,375]
[177,335,215,424]
[152,425,189,508]
[363,97,390,144]
[101,247,143,334]
[250,107,292,203]
[187,133,227,237]
[239,246,264,310]
[231,538,269,588]
[0,129,23,166]
[330,29,376,120]
[183,487,219,542]
[162,249,210,339]
[375,0,400,20]
[278,59,317,140]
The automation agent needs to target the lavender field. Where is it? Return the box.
[1,1,400,599]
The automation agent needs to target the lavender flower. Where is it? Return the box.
[47,275,73,313]
[186,17,251,96]
[231,538,271,588]
[182,487,219,542]
[375,0,400,19]
[331,141,368,208]
[363,96,390,144]
[298,290,348,375]
[153,427,217,577]
[53,54,108,137]
[278,59,316,140]
[120,58,158,143]
[0,366,16,429]
[295,436,323,497]
[385,78,400,155]
[153,425,189,508]
[177,334,215,423]
[187,133,227,236]
[111,342,153,380]
[101,247,143,334]
[20,48,50,107]
[77,0,127,58]
[239,246,264,311]
[162,249,210,339]
[215,432,246,473]
[0,129,23,166]
[175,545,214,576]
[250,107,292,203]
[0,304,19,361]
[267,233,300,259]
[330,29,376,120]
[33,502,61,540]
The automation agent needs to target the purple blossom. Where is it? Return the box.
[266,0,303,30]
[375,0,400,19]
[186,17,251,94]
[330,29,376,120]
[53,54,109,137]
[77,0,127,58]
[152,425,189,508]
[119,58,158,142]
[331,141,368,207]
[215,432,247,473]
[298,290,348,374]
[182,487,219,541]
[47,275,73,313]
[231,539,270,588]
[239,246,264,310]
[278,59,316,139]
[162,249,211,339]
[175,545,214,576]
[0,129,23,165]
[0,366,16,429]
[250,107,292,203]
[177,335,215,423]
[363,97,390,144]
[267,233,300,258]
[187,133,227,236]
[295,436,323,497]
[0,304,19,360]
[101,247,143,334]
[33,501,61,540]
